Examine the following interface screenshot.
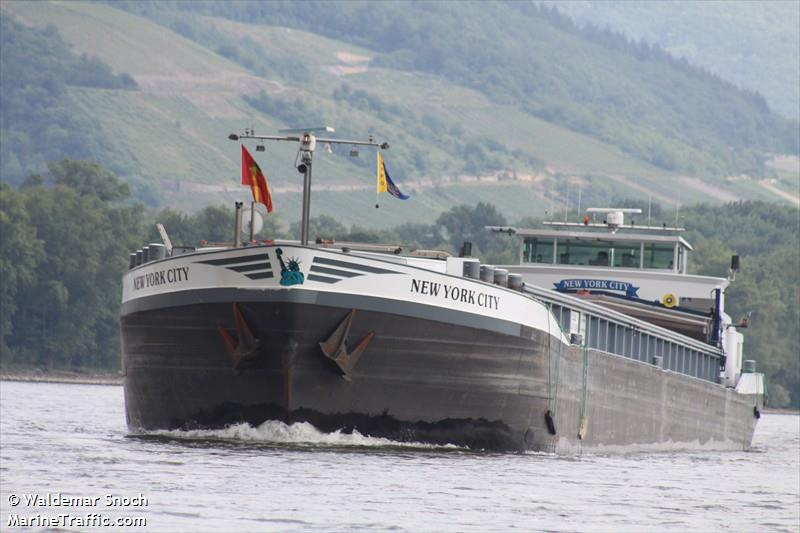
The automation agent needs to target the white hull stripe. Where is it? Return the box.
[120,287,539,340]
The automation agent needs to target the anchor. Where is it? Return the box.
[218,303,261,371]
[319,308,375,381]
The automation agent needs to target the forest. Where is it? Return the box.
[1,161,797,407]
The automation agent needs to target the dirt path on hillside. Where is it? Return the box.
[605,174,676,205]
[759,181,800,205]
[136,73,282,95]
[135,73,289,117]
[170,172,547,195]
[678,177,739,203]
[766,154,800,173]
[324,51,370,76]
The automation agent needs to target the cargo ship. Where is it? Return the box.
[120,129,765,452]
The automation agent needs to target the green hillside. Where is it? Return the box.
[139,1,797,170]
[543,0,800,120]
[3,1,238,77]
[1,1,798,229]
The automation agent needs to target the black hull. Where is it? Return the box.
[122,300,554,451]
[122,293,758,453]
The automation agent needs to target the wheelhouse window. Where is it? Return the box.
[612,244,640,268]
[522,235,684,271]
[523,238,554,264]
[643,243,674,269]
[556,240,611,266]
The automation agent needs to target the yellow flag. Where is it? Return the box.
[377,151,388,193]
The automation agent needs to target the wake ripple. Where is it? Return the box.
[139,420,463,451]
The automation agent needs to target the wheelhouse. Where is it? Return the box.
[519,229,692,274]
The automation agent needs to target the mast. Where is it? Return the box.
[229,127,389,246]
[297,133,314,246]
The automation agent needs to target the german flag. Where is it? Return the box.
[241,145,273,212]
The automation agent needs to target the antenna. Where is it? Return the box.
[278,126,335,134]
[229,127,389,246]
[156,223,173,255]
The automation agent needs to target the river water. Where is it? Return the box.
[0,381,797,532]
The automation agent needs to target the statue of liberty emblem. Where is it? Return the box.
[275,248,305,286]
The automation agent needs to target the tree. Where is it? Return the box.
[290,215,348,241]
[2,161,145,369]
[48,159,130,202]
[435,202,515,262]
[0,184,45,359]
[149,205,290,246]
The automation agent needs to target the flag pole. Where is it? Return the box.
[300,154,313,245]
[249,201,255,242]
[375,151,380,208]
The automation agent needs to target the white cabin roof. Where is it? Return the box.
[514,228,693,251]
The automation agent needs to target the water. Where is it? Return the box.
[1,381,798,532]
